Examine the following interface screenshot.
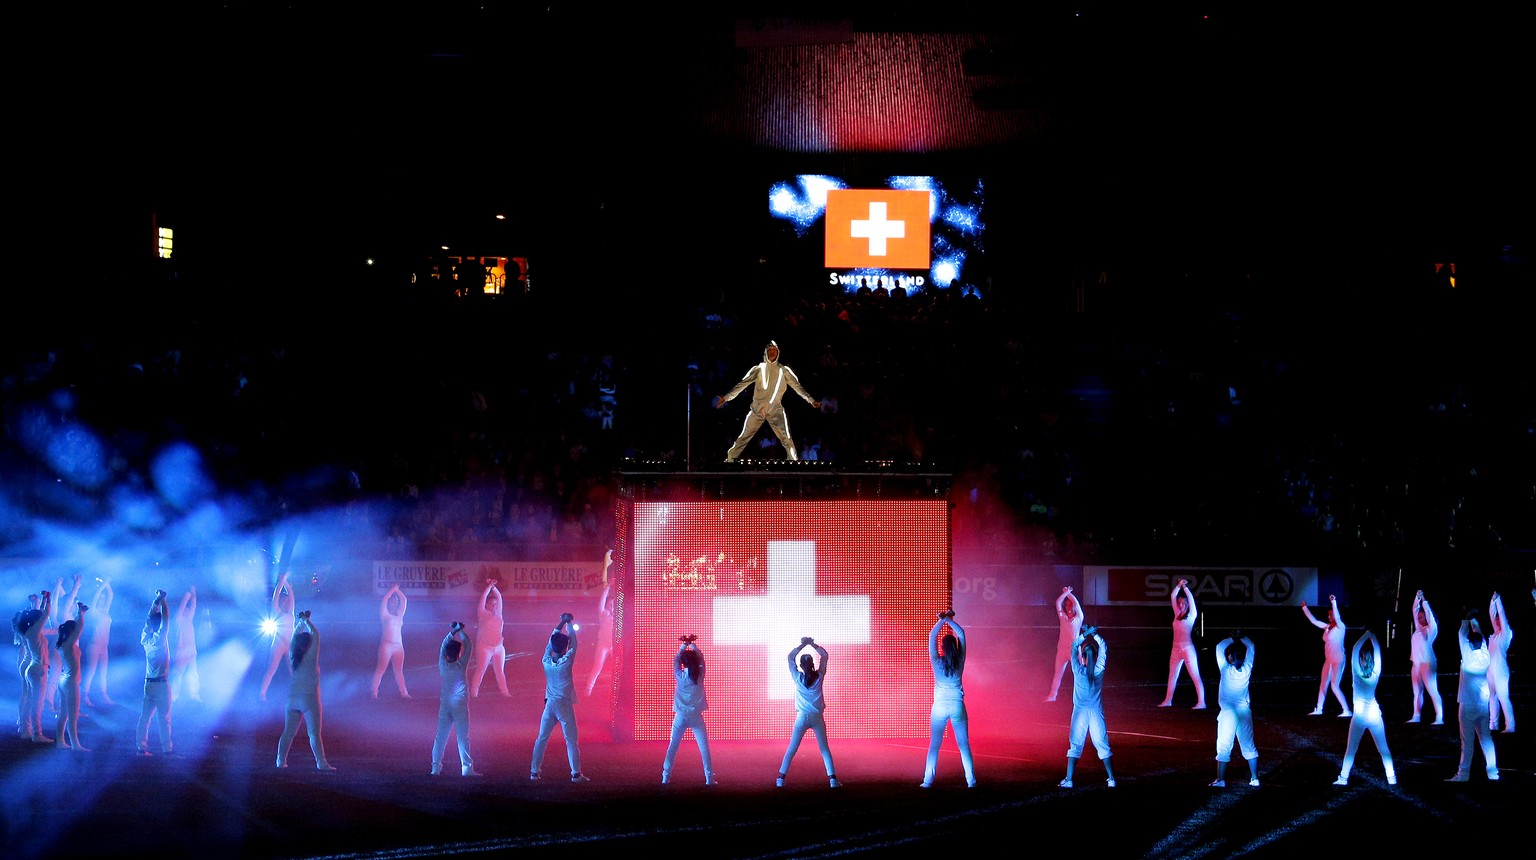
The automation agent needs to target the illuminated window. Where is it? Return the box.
[157,227,174,259]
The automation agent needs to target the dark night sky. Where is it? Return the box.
[23,5,1531,317]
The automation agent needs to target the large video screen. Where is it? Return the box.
[630,500,951,740]
[768,174,986,294]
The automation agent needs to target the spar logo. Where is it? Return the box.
[824,189,931,269]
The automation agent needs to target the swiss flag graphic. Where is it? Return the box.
[629,499,951,740]
[824,189,931,269]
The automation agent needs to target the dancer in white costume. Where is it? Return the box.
[81,578,114,707]
[370,583,411,699]
[17,592,52,743]
[585,550,616,697]
[1302,594,1351,716]
[1210,633,1258,787]
[137,591,173,755]
[1334,630,1395,785]
[431,621,479,776]
[714,340,823,461]
[1046,587,1083,702]
[469,579,511,698]
[778,638,840,788]
[1159,579,1205,709]
[661,634,715,785]
[1061,626,1116,788]
[531,613,586,781]
[259,573,295,702]
[12,598,29,736]
[922,610,976,788]
[44,576,82,712]
[12,599,33,737]
[1406,590,1444,724]
[1487,592,1514,732]
[1447,615,1498,781]
[44,577,81,712]
[54,606,88,750]
[171,586,201,703]
[276,610,335,770]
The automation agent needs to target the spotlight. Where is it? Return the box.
[260,618,279,636]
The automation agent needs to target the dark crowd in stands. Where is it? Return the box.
[3,255,1533,575]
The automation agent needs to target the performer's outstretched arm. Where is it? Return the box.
[1214,637,1234,672]
[1489,592,1508,633]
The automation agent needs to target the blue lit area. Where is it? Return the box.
[110,482,169,531]
[768,175,846,235]
[931,257,963,288]
[798,175,845,208]
[0,375,404,786]
[769,174,987,292]
[21,410,111,493]
[151,443,215,513]
[942,202,983,236]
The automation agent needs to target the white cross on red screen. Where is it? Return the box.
[848,201,905,256]
[713,540,871,699]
